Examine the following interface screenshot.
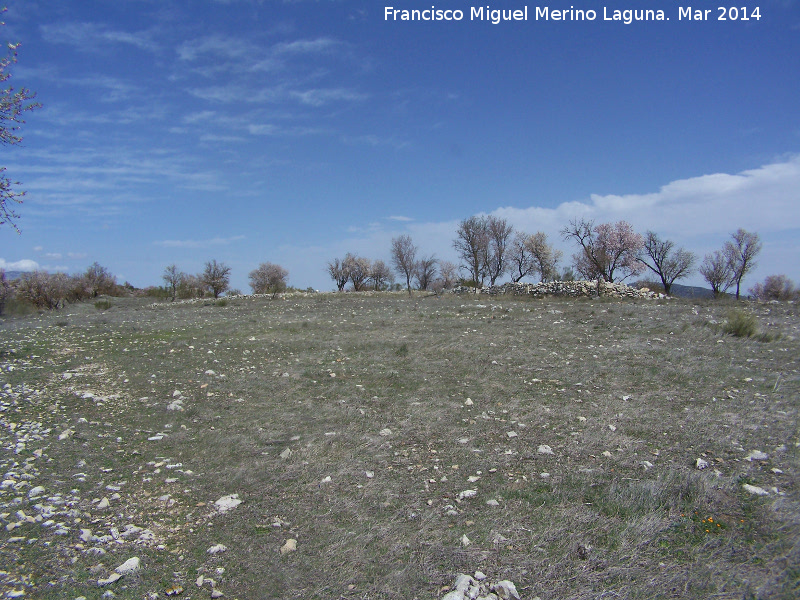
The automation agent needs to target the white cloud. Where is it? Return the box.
[41,22,158,52]
[0,259,41,272]
[277,155,800,290]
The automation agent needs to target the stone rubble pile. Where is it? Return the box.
[453,280,664,299]
[441,573,531,600]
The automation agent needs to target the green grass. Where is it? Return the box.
[0,293,798,599]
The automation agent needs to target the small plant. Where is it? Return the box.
[94,299,112,311]
[215,299,228,307]
[722,309,758,338]
[395,343,409,357]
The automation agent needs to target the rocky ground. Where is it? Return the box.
[1,293,798,599]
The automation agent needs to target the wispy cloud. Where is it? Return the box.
[154,235,246,249]
[40,22,159,52]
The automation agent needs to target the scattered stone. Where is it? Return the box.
[214,494,242,513]
[460,534,471,547]
[457,489,477,501]
[743,484,769,496]
[696,458,709,470]
[379,428,392,437]
[537,444,554,455]
[506,431,518,438]
[115,557,140,575]
[608,424,617,432]
[207,544,227,554]
[98,573,122,586]
[279,448,292,459]
[320,476,332,484]
[280,538,297,554]
[492,580,521,600]
[486,499,500,506]
[464,398,474,406]
[641,461,654,470]
[27,485,45,498]
[474,571,487,581]
[211,590,224,599]
[96,497,110,509]
[745,450,769,462]
[58,429,74,440]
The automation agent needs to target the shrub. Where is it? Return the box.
[722,310,758,338]
[94,300,112,311]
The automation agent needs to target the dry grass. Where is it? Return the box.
[0,293,798,599]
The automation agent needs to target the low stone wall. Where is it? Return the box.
[453,280,664,299]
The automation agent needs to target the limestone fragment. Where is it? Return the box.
[115,557,140,574]
[280,538,297,554]
[214,494,242,513]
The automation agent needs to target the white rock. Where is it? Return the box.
[115,557,140,574]
[474,571,487,581]
[214,494,242,513]
[492,580,520,600]
[379,428,392,436]
[210,590,224,599]
[5,591,25,598]
[695,458,709,470]
[98,573,122,586]
[745,450,769,461]
[80,528,92,542]
[506,431,518,438]
[486,499,500,506]
[602,450,612,458]
[641,461,654,470]
[279,448,292,459]
[207,544,227,554]
[96,497,110,509]
[320,476,331,484]
[460,534,471,546]
[365,471,374,479]
[280,538,297,554]
[454,574,475,593]
[742,484,769,496]
[464,398,474,406]
[608,424,617,432]
[537,444,554,455]
[58,429,74,440]
[442,592,465,600]
[457,489,477,500]
[27,486,45,498]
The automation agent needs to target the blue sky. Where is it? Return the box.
[1,0,799,292]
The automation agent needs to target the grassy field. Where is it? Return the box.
[0,292,798,600]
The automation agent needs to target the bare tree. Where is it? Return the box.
[724,228,762,300]
[528,232,562,282]
[368,260,393,291]
[0,269,10,315]
[0,14,41,229]
[485,216,513,286]
[344,253,371,291]
[699,251,733,298]
[82,262,116,297]
[162,264,184,301]
[638,231,696,295]
[453,215,489,289]
[509,232,536,282]
[16,271,70,309]
[438,260,458,289]
[750,275,797,301]
[249,262,289,298]
[201,259,231,298]
[391,235,418,296]
[414,255,438,291]
[178,273,204,299]
[327,257,350,292]
[561,218,644,283]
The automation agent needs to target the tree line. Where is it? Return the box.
[326,215,777,301]
[0,217,795,316]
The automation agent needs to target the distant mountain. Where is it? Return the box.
[669,283,716,299]
[1,271,29,281]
